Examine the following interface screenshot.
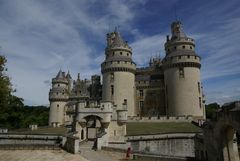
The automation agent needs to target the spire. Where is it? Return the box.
[77,73,80,80]
[56,69,64,79]
[66,70,72,79]
[112,31,126,47]
[149,57,153,67]
[171,21,187,40]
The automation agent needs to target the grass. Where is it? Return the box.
[126,122,202,136]
[9,122,201,136]
[9,126,67,135]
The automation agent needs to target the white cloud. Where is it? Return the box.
[0,0,239,106]
[0,0,144,105]
[131,34,166,66]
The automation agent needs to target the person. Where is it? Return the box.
[126,147,131,159]
[92,138,97,151]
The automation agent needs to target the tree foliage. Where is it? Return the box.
[205,102,220,119]
[0,55,11,109]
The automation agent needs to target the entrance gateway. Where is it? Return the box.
[203,101,240,161]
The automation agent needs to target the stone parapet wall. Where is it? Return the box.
[0,134,62,150]
[127,116,193,122]
[133,153,193,161]
[127,133,196,158]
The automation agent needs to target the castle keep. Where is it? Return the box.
[49,21,205,143]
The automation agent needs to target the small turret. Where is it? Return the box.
[49,70,69,127]
[66,71,72,94]
[149,57,153,67]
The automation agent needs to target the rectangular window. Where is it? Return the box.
[199,97,202,108]
[198,82,201,93]
[139,101,144,109]
[179,67,184,78]
[111,85,114,95]
[124,99,127,105]
[139,90,143,97]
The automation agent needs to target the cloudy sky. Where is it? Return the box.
[0,0,240,106]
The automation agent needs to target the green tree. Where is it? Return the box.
[0,55,49,129]
[205,102,220,119]
[0,55,11,109]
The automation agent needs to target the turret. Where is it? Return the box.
[49,70,69,127]
[66,71,72,93]
[101,29,136,116]
[162,21,205,119]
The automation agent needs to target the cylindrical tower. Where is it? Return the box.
[163,21,205,119]
[49,70,69,127]
[101,29,136,116]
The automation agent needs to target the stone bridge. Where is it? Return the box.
[203,101,240,161]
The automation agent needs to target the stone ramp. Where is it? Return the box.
[79,141,125,161]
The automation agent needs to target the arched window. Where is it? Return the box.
[111,85,114,95]
[81,129,84,140]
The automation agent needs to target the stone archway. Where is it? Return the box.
[84,115,103,140]
[222,126,240,161]
[203,101,240,161]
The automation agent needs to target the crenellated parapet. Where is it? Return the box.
[102,29,136,75]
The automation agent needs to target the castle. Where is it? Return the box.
[49,21,205,143]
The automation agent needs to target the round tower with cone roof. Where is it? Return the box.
[101,28,136,116]
[163,21,205,119]
[49,70,69,127]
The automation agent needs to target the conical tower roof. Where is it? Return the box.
[171,21,187,40]
[106,28,130,49]
[66,71,72,79]
[56,69,65,79]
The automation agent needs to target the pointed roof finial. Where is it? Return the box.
[56,69,64,79]
[171,21,187,39]
[66,70,72,79]
[114,25,120,32]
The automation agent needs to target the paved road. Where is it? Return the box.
[0,142,125,161]
[79,141,125,161]
[0,150,88,161]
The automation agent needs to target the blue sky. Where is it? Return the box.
[0,0,239,106]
